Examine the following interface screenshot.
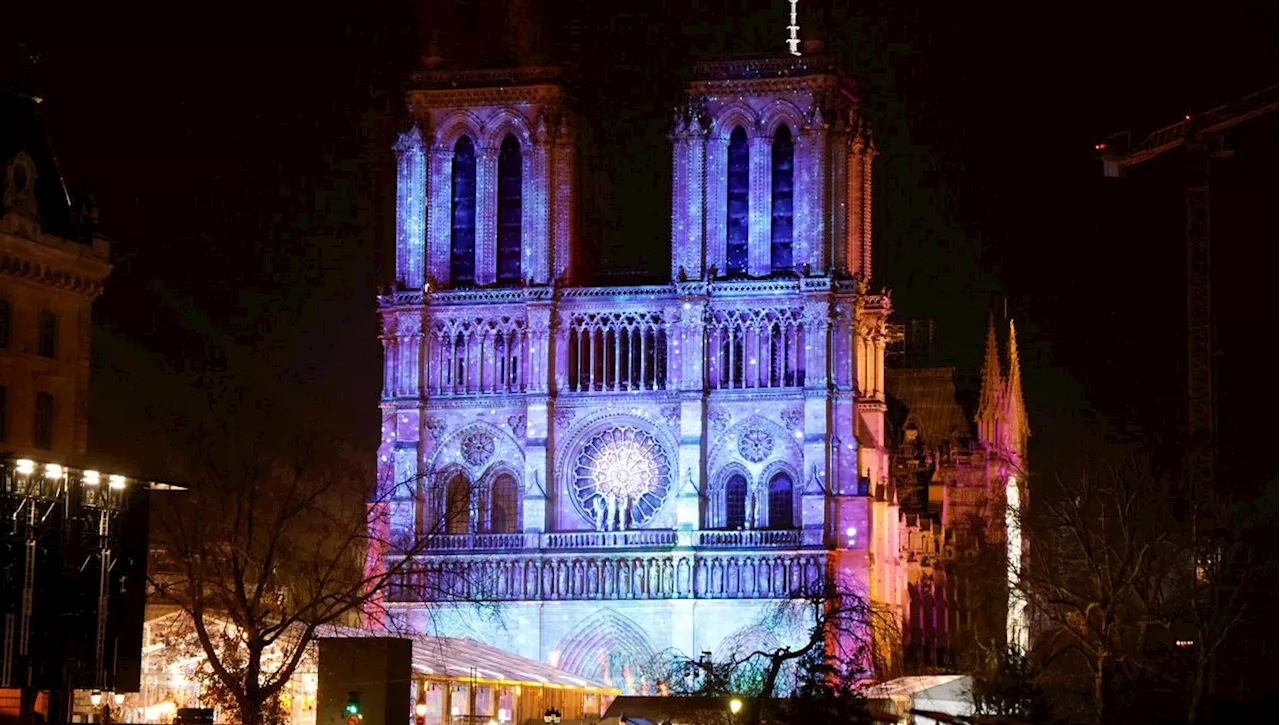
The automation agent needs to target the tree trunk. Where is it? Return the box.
[1093,655,1110,725]
[1187,652,1207,723]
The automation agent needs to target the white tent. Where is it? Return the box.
[863,674,973,725]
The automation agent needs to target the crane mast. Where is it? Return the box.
[1098,85,1277,491]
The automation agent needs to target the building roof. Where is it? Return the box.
[1,90,78,240]
[885,367,971,447]
[411,636,614,691]
[318,626,615,691]
[863,674,967,700]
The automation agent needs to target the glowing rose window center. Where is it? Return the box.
[593,440,660,499]
[573,427,672,530]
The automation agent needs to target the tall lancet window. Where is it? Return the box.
[497,134,523,285]
[449,136,477,285]
[767,472,794,528]
[724,474,748,529]
[770,125,794,272]
[725,126,749,276]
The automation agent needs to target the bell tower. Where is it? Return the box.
[393,65,580,291]
[668,54,874,283]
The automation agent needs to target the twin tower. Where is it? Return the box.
[374,54,902,688]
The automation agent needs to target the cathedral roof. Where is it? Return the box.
[885,367,971,448]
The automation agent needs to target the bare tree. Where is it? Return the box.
[147,416,464,725]
[1017,459,1182,725]
[1174,487,1258,724]
[647,579,893,725]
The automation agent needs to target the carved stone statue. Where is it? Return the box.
[605,492,618,532]
[593,497,607,532]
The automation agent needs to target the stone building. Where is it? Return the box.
[0,87,110,462]
[370,47,1028,691]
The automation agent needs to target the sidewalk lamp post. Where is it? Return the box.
[542,708,561,724]
[728,698,743,723]
[414,688,427,725]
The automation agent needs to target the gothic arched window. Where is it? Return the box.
[497,134,523,285]
[767,472,795,529]
[725,474,748,529]
[770,125,794,272]
[725,126,749,276]
[450,136,477,285]
[489,474,519,533]
[445,474,471,534]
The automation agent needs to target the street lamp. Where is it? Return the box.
[90,692,103,708]
[113,694,125,707]
[728,698,743,722]
[543,707,562,724]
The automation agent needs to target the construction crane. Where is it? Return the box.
[1095,85,1277,491]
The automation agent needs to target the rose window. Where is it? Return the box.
[738,427,775,463]
[572,427,672,527]
[461,431,495,466]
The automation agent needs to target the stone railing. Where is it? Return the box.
[543,530,679,550]
[693,529,803,548]
[386,551,829,604]
[422,533,527,551]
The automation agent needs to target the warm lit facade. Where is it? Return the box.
[372,52,1028,691]
[1,91,110,462]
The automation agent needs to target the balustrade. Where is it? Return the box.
[693,529,802,547]
[543,529,678,549]
[424,533,527,551]
[386,551,828,603]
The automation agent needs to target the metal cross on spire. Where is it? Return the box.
[786,1,801,56]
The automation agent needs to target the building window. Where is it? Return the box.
[770,125,794,272]
[450,136,477,285]
[445,474,471,534]
[768,472,795,528]
[725,474,748,529]
[0,299,10,348]
[38,310,57,358]
[496,134,523,286]
[725,126,749,276]
[34,392,54,450]
[488,474,519,533]
[0,386,7,442]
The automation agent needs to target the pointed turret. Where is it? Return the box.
[976,315,1005,448]
[1003,320,1030,461]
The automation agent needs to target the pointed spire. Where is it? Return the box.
[976,313,1005,447]
[1004,319,1030,457]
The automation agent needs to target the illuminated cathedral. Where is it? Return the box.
[372,39,1029,691]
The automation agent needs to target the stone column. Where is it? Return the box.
[551,115,575,282]
[704,132,727,276]
[529,114,551,284]
[427,147,453,285]
[394,126,427,289]
[475,143,498,285]
[748,132,772,277]
[524,303,554,535]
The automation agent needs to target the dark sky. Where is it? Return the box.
[3,0,1275,494]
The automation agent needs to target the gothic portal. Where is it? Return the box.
[373,53,1027,691]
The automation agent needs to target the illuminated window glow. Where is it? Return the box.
[496,134,522,285]
[450,136,477,285]
[770,125,794,272]
[725,126,749,276]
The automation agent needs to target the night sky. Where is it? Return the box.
[3,0,1275,497]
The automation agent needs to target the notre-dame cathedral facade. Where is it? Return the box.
[372,50,1029,691]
